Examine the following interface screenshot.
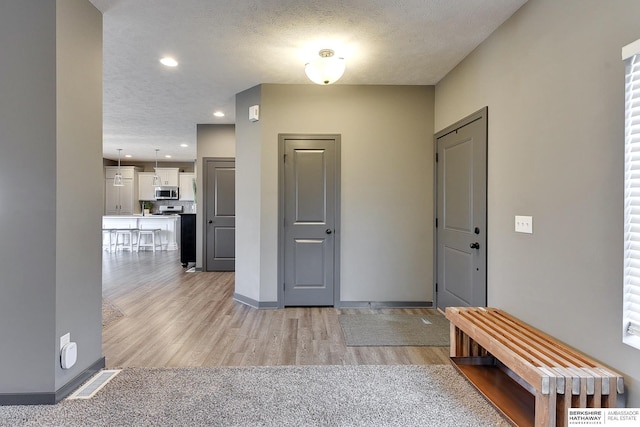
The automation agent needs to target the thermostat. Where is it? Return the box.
[61,342,78,369]
[249,105,259,122]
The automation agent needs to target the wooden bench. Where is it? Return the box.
[445,307,624,427]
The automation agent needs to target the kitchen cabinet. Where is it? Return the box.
[179,213,196,267]
[155,167,179,186]
[105,166,141,215]
[179,173,195,201]
[138,172,156,200]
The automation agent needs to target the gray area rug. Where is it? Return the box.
[339,314,450,346]
[0,365,507,427]
[101,297,124,328]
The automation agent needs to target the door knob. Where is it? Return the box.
[326,229,333,234]
[470,242,480,249]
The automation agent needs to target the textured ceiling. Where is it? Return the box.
[90,0,527,162]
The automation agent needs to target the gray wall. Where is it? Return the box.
[195,124,236,269]
[0,0,57,393]
[235,84,434,305]
[0,0,102,395]
[435,0,640,406]
[235,85,263,301]
[54,0,103,390]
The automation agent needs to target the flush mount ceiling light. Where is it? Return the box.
[213,111,225,117]
[160,57,178,67]
[305,49,346,85]
[114,149,124,187]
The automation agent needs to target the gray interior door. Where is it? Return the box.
[205,158,235,271]
[282,136,338,306]
[435,107,487,310]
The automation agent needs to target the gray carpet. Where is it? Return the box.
[101,297,125,328]
[339,314,450,346]
[0,365,507,427]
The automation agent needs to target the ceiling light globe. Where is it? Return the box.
[305,49,346,85]
[160,57,178,67]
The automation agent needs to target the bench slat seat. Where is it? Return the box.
[446,307,624,427]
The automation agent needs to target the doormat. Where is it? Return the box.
[339,314,450,346]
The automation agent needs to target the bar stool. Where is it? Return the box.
[114,228,139,251]
[102,228,116,252]
[137,229,163,252]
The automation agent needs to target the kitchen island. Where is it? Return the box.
[102,215,179,251]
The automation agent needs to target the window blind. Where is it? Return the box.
[623,52,640,350]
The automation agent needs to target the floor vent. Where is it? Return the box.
[67,369,121,400]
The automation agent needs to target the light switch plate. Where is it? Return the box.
[515,215,533,234]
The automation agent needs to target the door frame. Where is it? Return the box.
[433,107,488,309]
[202,156,235,272]
[277,134,341,308]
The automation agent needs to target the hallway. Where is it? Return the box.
[102,251,449,368]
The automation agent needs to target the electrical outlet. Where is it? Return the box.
[515,215,533,234]
[60,333,71,349]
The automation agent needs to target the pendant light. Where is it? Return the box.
[152,148,160,186]
[113,149,124,187]
[305,49,346,85]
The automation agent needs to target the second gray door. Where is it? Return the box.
[205,158,235,271]
[435,107,487,310]
[282,136,339,306]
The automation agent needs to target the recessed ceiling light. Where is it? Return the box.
[160,57,178,67]
[165,155,172,158]
[213,111,225,117]
[180,143,188,148]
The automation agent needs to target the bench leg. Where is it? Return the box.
[592,376,602,408]
[604,375,618,408]
[559,373,573,427]
[535,391,555,427]
[450,324,474,357]
[450,323,458,357]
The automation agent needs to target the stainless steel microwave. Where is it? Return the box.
[154,186,179,200]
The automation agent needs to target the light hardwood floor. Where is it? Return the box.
[102,251,449,368]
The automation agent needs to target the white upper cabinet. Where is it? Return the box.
[179,173,195,201]
[104,166,141,215]
[105,166,136,180]
[155,167,179,186]
[138,172,156,201]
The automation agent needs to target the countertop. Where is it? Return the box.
[103,214,180,218]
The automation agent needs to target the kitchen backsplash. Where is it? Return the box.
[143,200,196,214]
